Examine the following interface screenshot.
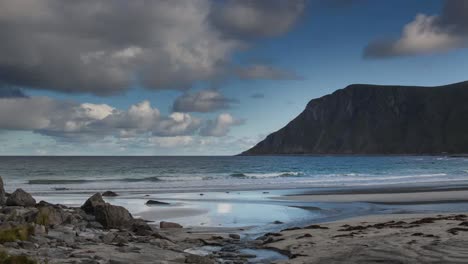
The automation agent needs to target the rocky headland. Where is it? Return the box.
[242,81,468,155]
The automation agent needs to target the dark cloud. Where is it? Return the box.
[172,89,237,113]
[211,0,306,39]
[364,0,468,58]
[236,64,302,80]
[0,0,305,95]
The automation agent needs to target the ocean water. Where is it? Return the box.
[0,156,467,194]
[2,156,468,230]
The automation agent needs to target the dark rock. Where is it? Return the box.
[0,176,6,205]
[6,188,36,207]
[94,204,133,229]
[273,220,284,224]
[81,193,106,215]
[145,200,170,205]
[102,191,118,197]
[185,254,214,264]
[228,234,240,240]
[241,81,468,155]
[160,221,182,229]
[132,219,153,236]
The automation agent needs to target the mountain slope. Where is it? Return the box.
[242,81,468,155]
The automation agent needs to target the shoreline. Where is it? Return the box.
[273,189,468,204]
[2,176,468,263]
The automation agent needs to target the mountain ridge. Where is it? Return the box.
[241,81,468,155]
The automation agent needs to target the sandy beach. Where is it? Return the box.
[264,212,468,264]
[3,175,468,263]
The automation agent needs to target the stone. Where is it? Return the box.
[94,204,133,229]
[6,188,36,207]
[228,234,240,240]
[145,200,170,205]
[102,191,118,197]
[35,203,66,226]
[132,219,153,236]
[185,254,214,264]
[160,221,182,229]
[81,193,106,215]
[102,232,116,244]
[33,224,47,235]
[0,176,6,205]
[20,240,36,250]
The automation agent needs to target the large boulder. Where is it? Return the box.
[6,189,36,207]
[160,221,182,229]
[81,193,106,214]
[0,176,5,205]
[94,204,133,229]
[35,201,66,226]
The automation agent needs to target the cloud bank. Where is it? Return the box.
[0,96,243,141]
[0,0,305,95]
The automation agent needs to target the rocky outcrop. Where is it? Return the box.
[242,81,468,155]
[6,189,36,207]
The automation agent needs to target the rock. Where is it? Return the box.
[102,191,118,197]
[0,176,6,205]
[6,188,36,207]
[149,238,177,249]
[185,254,214,264]
[132,219,153,236]
[145,200,170,205]
[35,202,67,226]
[47,230,76,244]
[19,240,36,250]
[228,234,240,240]
[94,204,133,229]
[102,232,116,244]
[33,224,47,235]
[160,221,182,229]
[273,220,284,224]
[81,193,106,215]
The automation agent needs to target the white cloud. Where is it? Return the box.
[364,1,468,58]
[200,113,244,137]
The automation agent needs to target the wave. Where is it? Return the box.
[28,176,162,185]
[229,172,301,178]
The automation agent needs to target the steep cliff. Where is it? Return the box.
[242,81,468,155]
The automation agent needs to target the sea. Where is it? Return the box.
[1,156,468,232]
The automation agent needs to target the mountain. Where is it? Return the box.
[241,81,468,155]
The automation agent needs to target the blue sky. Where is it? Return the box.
[1,0,467,155]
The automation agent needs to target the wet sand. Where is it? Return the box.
[274,189,468,204]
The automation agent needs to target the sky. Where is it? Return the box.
[1,0,468,155]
